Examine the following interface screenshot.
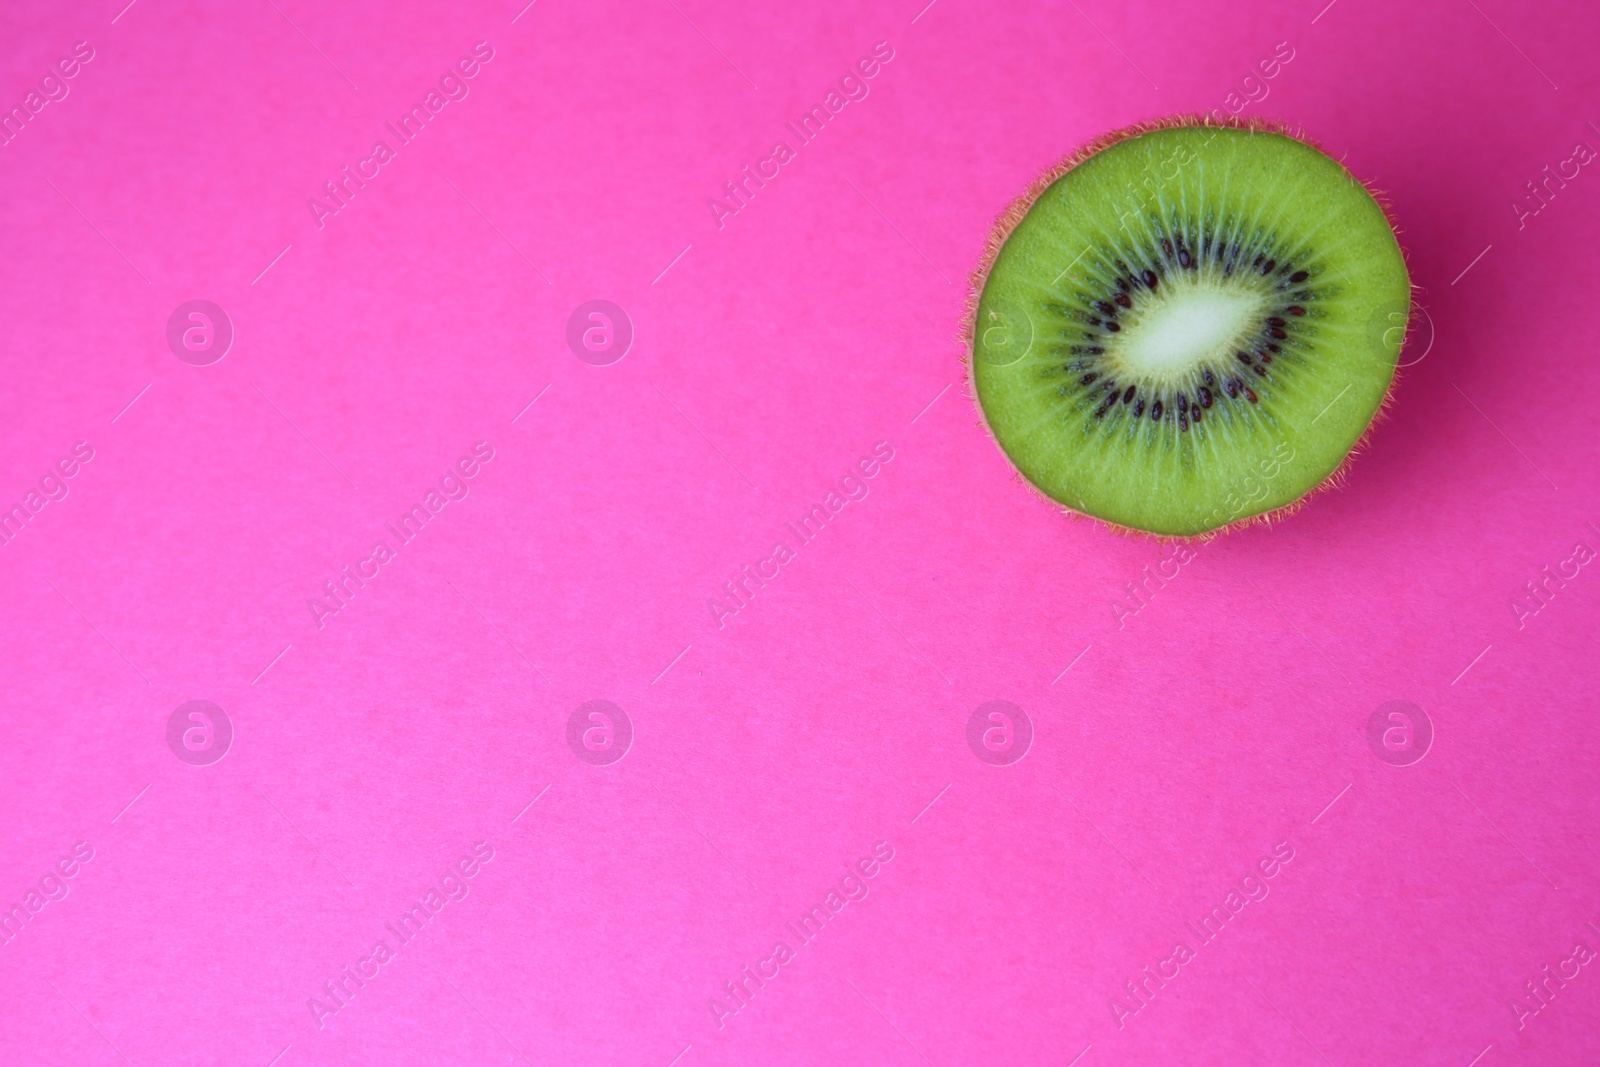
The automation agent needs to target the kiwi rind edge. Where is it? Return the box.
[961,113,1418,542]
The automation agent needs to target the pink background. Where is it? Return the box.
[2,0,1598,1064]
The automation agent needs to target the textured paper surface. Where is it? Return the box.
[1,1,1598,1064]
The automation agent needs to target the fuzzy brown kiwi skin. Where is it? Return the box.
[961,113,1419,543]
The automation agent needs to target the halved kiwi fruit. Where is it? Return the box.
[967,117,1410,537]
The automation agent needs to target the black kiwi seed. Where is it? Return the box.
[1288,305,1305,315]
[1105,322,1121,332]
[1198,386,1213,407]
[1177,394,1188,413]
[1081,373,1098,385]
[1179,412,1189,432]
[1122,385,1136,404]
[1244,386,1258,403]
[1290,270,1309,283]
[1268,327,1287,339]
[1115,293,1132,308]
[1142,269,1158,288]
[1225,380,1239,398]
[1261,258,1276,274]
[1266,317,1286,327]
[1151,400,1164,420]
[1203,369,1216,387]
[1132,398,1145,417]
[1178,248,1192,268]
[1095,301,1116,315]
[1236,352,1253,365]
[1259,352,1272,364]
[1161,238,1173,258]
[1253,364,1267,376]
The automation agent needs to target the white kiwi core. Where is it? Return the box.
[1115,280,1269,381]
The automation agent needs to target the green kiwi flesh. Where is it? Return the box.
[970,121,1410,536]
